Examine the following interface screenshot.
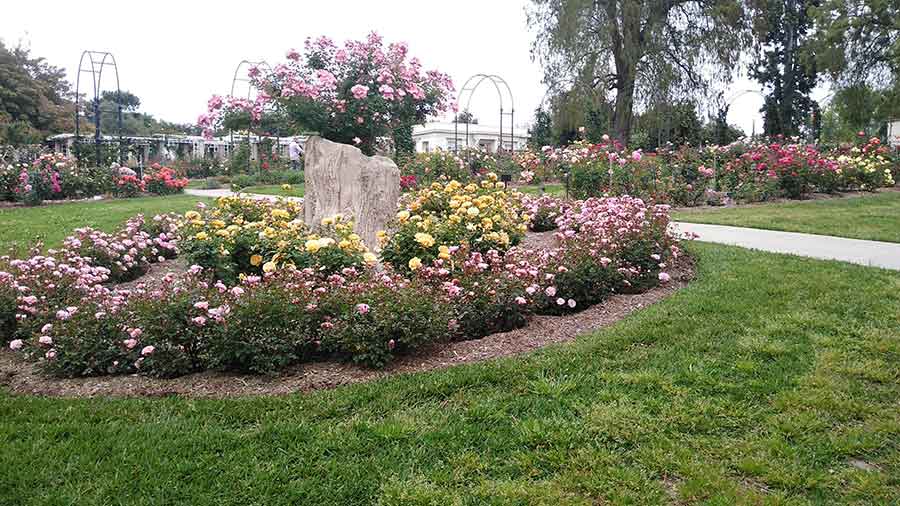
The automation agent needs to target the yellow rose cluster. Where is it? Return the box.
[834,152,895,190]
[381,172,529,271]
[179,197,371,280]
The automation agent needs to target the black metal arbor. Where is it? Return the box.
[74,51,124,165]
[228,60,272,169]
[453,74,515,153]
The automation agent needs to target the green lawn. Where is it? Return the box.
[241,184,305,198]
[674,191,900,243]
[516,183,567,197]
[2,242,898,504]
[0,195,211,251]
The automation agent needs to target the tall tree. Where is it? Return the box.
[528,0,748,144]
[528,107,555,148]
[750,0,820,137]
[0,40,76,143]
[813,0,900,86]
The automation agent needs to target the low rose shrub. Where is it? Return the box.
[522,194,569,232]
[179,197,371,284]
[112,175,145,197]
[400,150,469,184]
[143,164,189,195]
[380,173,528,271]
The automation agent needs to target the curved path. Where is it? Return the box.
[674,222,900,271]
[186,190,900,271]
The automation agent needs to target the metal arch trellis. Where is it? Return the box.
[228,60,273,168]
[453,74,515,155]
[74,50,125,165]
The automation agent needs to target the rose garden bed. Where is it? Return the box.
[1,174,690,395]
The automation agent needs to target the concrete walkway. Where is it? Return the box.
[184,190,900,271]
[673,222,900,271]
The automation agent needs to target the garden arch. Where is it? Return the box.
[453,74,515,154]
[228,60,273,166]
[74,50,125,165]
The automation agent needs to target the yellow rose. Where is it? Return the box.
[185,211,201,220]
[305,239,321,253]
[363,252,377,265]
[467,206,480,217]
[250,254,263,266]
[397,210,410,222]
[438,245,450,260]
[414,232,435,248]
[321,216,334,226]
[263,261,277,273]
[408,257,422,270]
[195,232,208,241]
[339,239,351,249]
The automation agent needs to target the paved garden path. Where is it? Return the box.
[185,190,900,271]
[674,222,900,271]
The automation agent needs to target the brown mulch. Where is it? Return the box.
[0,258,694,399]
[519,230,558,250]
[115,257,189,292]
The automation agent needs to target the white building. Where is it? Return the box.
[412,122,529,153]
[888,120,900,148]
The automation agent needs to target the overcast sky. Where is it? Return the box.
[3,0,828,136]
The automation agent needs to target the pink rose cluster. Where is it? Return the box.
[198,32,455,149]
[1,212,183,362]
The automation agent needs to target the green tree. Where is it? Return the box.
[0,40,76,144]
[813,0,900,86]
[750,0,820,137]
[528,107,555,149]
[528,0,748,144]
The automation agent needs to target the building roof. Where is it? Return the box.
[413,122,529,138]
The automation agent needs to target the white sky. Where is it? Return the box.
[2,0,827,136]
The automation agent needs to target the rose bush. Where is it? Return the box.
[380,173,528,271]
[199,32,455,155]
[179,197,371,284]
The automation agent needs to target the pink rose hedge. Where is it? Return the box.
[2,193,683,378]
[522,135,896,205]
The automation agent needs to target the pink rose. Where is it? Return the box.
[659,272,671,283]
[350,84,369,100]
[141,345,155,356]
[129,328,143,339]
[123,339,138,349]
[356,303,370,315]
[545,286,557,297]
[9,339,23,350]
[38,335,53,345]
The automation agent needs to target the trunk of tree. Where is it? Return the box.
[613,69,636,144]
[607,0,642,145]
[782,0,797,136]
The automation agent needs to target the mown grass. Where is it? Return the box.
[241,184,305,198]
[0,195,212,251]
[674,190,900,243]
[2,242,898,505]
